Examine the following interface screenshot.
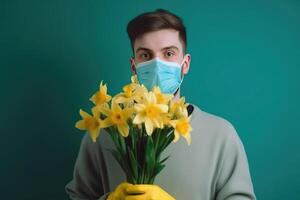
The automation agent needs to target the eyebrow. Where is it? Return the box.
[135,47,153,54]
[135,45,179,54]
[161,45,179,52]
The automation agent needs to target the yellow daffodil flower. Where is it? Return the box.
[89,81,112,106]
[114,83,138,107]
[115,76,148,107]
[75,76,194,185]
[152,86,173,105]
[170,97,189,118]
[132,84,148,103]
[169,116,192,145]
[98,99,134,137]
[133,91,168,135]
[75,108,102,142]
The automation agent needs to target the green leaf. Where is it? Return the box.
[128,147,138,182]
[153,164,166,177]
[160,131,175,152]
[145,136,155,178]
[107,146,135,183]
[159,155,170,164]
[136,131,146,167]
[156,129,174,157]
[117,130,127,157]
[108,131,122,154]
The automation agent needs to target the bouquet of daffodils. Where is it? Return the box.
[75,75,192,184]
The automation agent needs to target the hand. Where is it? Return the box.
[107,182,133,200]
[125,184,176,200]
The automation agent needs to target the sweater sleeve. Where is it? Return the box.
[215,121,256,200]
[65,133,111,200]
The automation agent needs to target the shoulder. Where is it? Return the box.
[190,103,242,146]
[79,128,111,155]
[190,104,249,167]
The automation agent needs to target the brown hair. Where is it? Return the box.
[127,9,187,54]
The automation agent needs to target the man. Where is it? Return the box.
[65,9,256,200]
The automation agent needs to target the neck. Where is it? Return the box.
[173,88,181,101]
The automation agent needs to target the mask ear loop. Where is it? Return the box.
[173,55,187,94]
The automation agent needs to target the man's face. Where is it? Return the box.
[130,29,191,76]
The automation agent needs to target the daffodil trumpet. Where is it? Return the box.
[74,75,193,184]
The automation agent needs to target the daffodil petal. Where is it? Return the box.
[183,133,191,145]
[89,95,96,104]
[156,104,168,113]
[75,120,85,130]
[99,106,111,116]
[115,96,128,104]
[101,83,107,94]
[165,94,174,100]
[131,75,138,83]
[148,92,157,104]
[124,107,134,119]
[99,80,103,88]
[134,104,146,112]
[145,118,154,135]
[133,114,145,124]
[106,94,112,101]
[169,120,178,128]
[173,130,180,143]
[79,109,90,118]
[101,118,113,128]
[182,108,188,117]
[158,118,164,128]
[89,128,100,143]
[118,123,129,137]
[91,107,100,118]
[152,118,161,128]
[111,98,117,110]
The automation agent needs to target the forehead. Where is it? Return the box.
[133,29,183,53]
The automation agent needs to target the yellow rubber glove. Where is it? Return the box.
[107,182,133,200]
[124,184,176,200]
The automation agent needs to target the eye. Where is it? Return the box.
[165,50,175,58]
[139,53,151,60]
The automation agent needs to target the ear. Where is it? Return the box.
[130,57,136,74]
[182,54,191,75]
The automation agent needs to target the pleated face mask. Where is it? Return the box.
[135,57,185,94]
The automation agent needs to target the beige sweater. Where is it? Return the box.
[65,104,256,200]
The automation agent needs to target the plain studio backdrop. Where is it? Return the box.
[0,0,299,199]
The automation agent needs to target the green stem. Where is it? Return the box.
[154,129,161,157]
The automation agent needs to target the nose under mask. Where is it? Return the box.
[135,57,185,94]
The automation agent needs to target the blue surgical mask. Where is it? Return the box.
[135,57,185,94]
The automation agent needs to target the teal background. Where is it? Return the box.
[1,0,299,199]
